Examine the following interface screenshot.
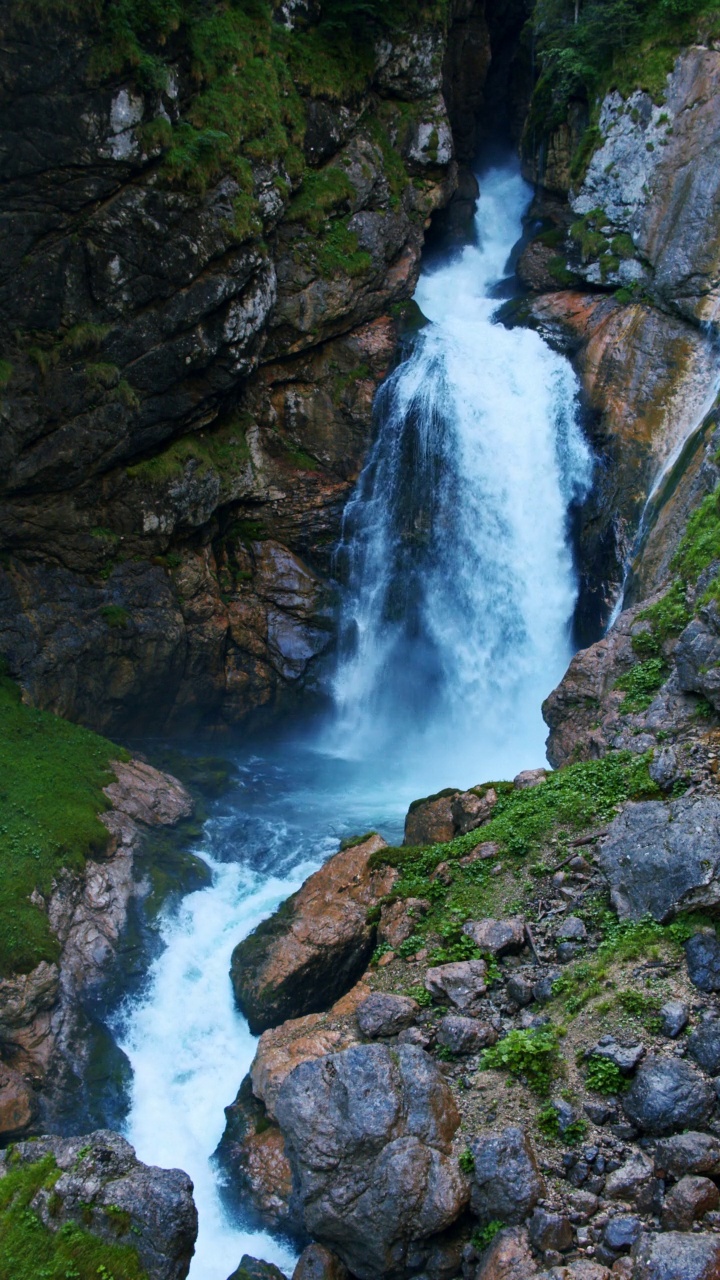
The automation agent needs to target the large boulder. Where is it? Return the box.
[214,1076,294,1234]
[274,1042,469,1279]
[230,835,395,1033]
[404,792,458,845]
[598,797,720,922]
[424,959,487,1011]
[469,1126,545,1226]
[293,1244,349,1280]
[622,1056,715,1136]
[0,1130,197,1280]
[471,1226,537,1280]
[632,1230,720,1280]
[655,1131,720,1179]
[685,931,720,993]
[356,993,418,1039]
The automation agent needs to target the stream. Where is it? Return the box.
[112,158,592,1278]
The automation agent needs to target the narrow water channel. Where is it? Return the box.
[112,158,592,1278]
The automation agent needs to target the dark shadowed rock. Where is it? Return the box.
[0,1129,197,1280]
[228,1259,287,1280]
[655,1131,720,1179]
[632,1229,720,1279]
[451,787,498,835]
[436,1015,498,1055]
[685,931,720,993]
[661,1175,720,1230]
[660,1000,689,1038]
[556,916,587,942]
[687,1018,720,1075]
[507,975,534,1007]
[598,797,720,922]
[463,917,525,956]
[274,1043,468,1280]
[356,993,418,1039]
[424,959,487,1011]
[622,1056,714,1135]
[604,1150,654,1204]
[292,1244,349,1280]
[472,1225,537,1280]
[230,835,394,1033]
[603,1215,641,1253]
[0,1063,35,1137]
[469,1126,544,1226]
[528,1206,573,1253]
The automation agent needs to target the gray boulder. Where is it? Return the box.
[687,1018,720,1075]
[507,975,534,1007]
[356,993,418,1039]
[675,606,720,710]
[436,1015,497,1055]
[655,1131,720,1179]
[462,917,525,956]
[660,1000,688,1038]
[589,1035,644,1074]
[632,1230,720,1279]
[603,1215,641,1253]
[622,1056,715,1135]
[556,916,587,942]
[598,797,720,921]
[685,931,720,992]
[604,1150,654,1204]
[469,1126,544,1226]
[424,959,487,1011]
[274,1042,468,1280]
[528,1206,573,1253]
[0,1129,197,1280]
[228,1260,286,1280]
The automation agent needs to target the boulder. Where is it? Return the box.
[556,917,587,942]
[622,1056,715,1135]
[378,897,430,950]
[602,1215,641,1253]
[687,1018,720,1075]
[462,917,525,956]
[513,769,547,790]
[685,931,720,993]
[472,1226,537,1280]
[655,1131,720,1179]
[469,1126,545,1226]
[0,1130,197,1280]
[103,759,194,826]
[632,1230,720,1280]
[660,1000,689,1038]
[274,1043,468,1280]
[588,1036,644,1074]
[506,975,534,1007]
[404,793,457,845]
[598,797,720,922]
[451,788,498,835]
[661,1175,720,1230]
[292,1244,349,1280]
[228,1260,287,1280]
[528,1207,573,1253]
[230,834,395,1033]
[214,1076,294,1233]
[250,1011,361,1121]
[675,605,720,711]
[424,959,487,1011]
[356,993,418,1039]
[436,1015,498,1055]
[604,1151,654,1204]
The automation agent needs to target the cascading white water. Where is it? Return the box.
[331,162,592,781]
[114,159,593,1279]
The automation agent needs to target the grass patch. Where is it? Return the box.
[615,657,666,712]
[481,1026,560,1095]
[0,1153,146,1279]
[585,1055,627,1094]
[632,580,691,658]
[0,675,127,976]
[537,1103,588,1145]
[126,418,251,490]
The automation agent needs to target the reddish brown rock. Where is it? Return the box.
[472,1226,537,1280]
[463,917,525,956]
[452,787,498,835]
[0,1063,35,1136]
[661,1175,720,1230]
[378,896,430,949]
[230,834,395,1034]
[404,792,458,845]
[293,1244,349,1280]
[250,1012,361,1120]
[103,759,193,826]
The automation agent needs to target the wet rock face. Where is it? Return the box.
[598,796,720,923]
[230,834,395,1033]
[0,1130,198,1280]
[274,1042,468,1280]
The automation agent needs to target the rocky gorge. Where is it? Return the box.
[6,1,720,1279]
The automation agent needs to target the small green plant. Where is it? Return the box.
[100,605,129,629]
[0,359,13,388]
[371,941,393,964]
[458,1147,475,1175]
[436,1044,456,1062]
[615,657,666,712]
[471,1220,504,1251]
[481,1027,560,1094]
[537,1103,588,1145]
[585,1055,626,1094]
[406,983,433,1008]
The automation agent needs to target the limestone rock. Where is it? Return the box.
[424,959,487,1011]
[274,1043,468,1279]
[230,834,395,1033]
[598,797,720,922]
[661,1175,720,1230]
[469,1126,545,1226]
[462,917,525,956]
[103,758,193,826]
[622,1056,715,1136]
[0,1130,197,1280]
[356,993,418,1039]
[632,1229,720,1280]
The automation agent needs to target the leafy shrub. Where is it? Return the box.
[458,1148,475,1175]
[481,1027,560,1094]
[537,1103,588,1145]
[585,1055,626,1094]
[615,658,666,712]
[471,1220,504,1251]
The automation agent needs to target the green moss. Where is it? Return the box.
[673,489,720,583]
[0,360,13,389]
[0,676,127,976]
[0,1153,146,1279]
[62,323,111,355]
[570,209,610,261]
[100,605,130,628]
[471,1221,504,1250]
[547,256,577,286]
[126,417,251,489]
[286,167,356,235]
[86,362,120,389]
[631,580,691,658]
[339,831,378,852]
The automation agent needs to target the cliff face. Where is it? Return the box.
[0,0,502,733]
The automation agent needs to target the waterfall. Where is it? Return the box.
[330,161,592,781]
[113,159,593,1279]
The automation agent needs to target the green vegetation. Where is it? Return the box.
[0,674,126,976]
[537,1102,588,1144]
[481,1026,560,1094]
[585,1055,627,1094]
[632,580,691,658]
[458,1147,475,1175]
[0,360,13,389]
[615,656,666,712]
[101,605,130,628]
[126,417,251,490]
[0,1153,146,1280]
[471,1220,504,1251]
